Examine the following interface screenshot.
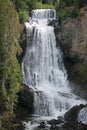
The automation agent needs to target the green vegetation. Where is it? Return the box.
[56,0,87,19]
[70,63,87,84]
[19,10,29,22]
[57,8,80,19]
[0,0,22,129]
[0,0,87,129]
[11,0,87,22]
[35,2,54,9]
[11,0,55,22]
[0,0,56,129]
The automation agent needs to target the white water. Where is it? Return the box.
[22,9,86,130]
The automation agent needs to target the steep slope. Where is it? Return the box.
[0,0,22,129]
[59,8,87,98]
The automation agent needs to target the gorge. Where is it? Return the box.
[21,9,86,130]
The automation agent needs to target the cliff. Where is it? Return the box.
[58,8,87,99]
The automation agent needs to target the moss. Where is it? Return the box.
[69,63,87,84]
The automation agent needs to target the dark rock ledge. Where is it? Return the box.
[18,83,34,112]
[35,104,87,130]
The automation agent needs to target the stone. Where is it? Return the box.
[78,107,87,125]
[18,83,34,112]
[64,104,84,122]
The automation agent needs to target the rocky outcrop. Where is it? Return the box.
[64,104,84,122]
[78,107,87,124]
[18,84,34,112]
[17,25,27,64]
[35,105,87,130]
[59,10,87,62]
[48,18,61,33]
[58,9,87,98]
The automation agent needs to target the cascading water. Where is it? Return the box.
[22,9,86,129]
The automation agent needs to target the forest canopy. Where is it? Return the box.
[11,0,87,22]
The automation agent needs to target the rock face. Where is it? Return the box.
[35,105,87,130]
[64,104,84,122]
[18,84,34,112]
[59,11,87,62]
[18,26,27,64]
[58,10,87,99]
[48,18,61,33]
[78,107,87,124]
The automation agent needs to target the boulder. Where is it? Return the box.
[48,18,61,33]
[78,107,87,125]
[18,84,34,112]
[48,117,64,126]
[60,122,87,130]
[64,104,84,122]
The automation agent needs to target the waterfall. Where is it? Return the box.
[22,9,86,117]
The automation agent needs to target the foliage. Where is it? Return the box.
[0,0,22,128]
[70,8,79,18]
[57,7,84,19]
[26,0,37,12]
[12,0,57,20]
[55,1,60,11]
[56,0,87,19]
[61,0,87,8]
[12,0,28,11]
[19,10,29,22]
[42,0,55,5]
[57,8,71,19]
[35,2,54,9]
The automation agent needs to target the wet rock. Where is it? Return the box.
[47,118,64,130]
[48,18,59,26]
[64,104,84,122]
[33,111,87,130]
[57,116,64,122]
[48,118,64,126]
[37,121,50,130]
[15,121,25,130]
[38,121,46,128]
[18,84,34,112]
[48,18,61,33]
[78,107,87,124]
[60,122,87,130]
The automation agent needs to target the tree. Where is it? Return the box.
[0,0,22,128]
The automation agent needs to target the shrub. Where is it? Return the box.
[54,1,60,11]
[19,10,29,22]
[57,8,71,19]
[35,2,54,9]
[70,8,79,18]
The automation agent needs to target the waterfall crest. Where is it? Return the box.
[22,9,86,117]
